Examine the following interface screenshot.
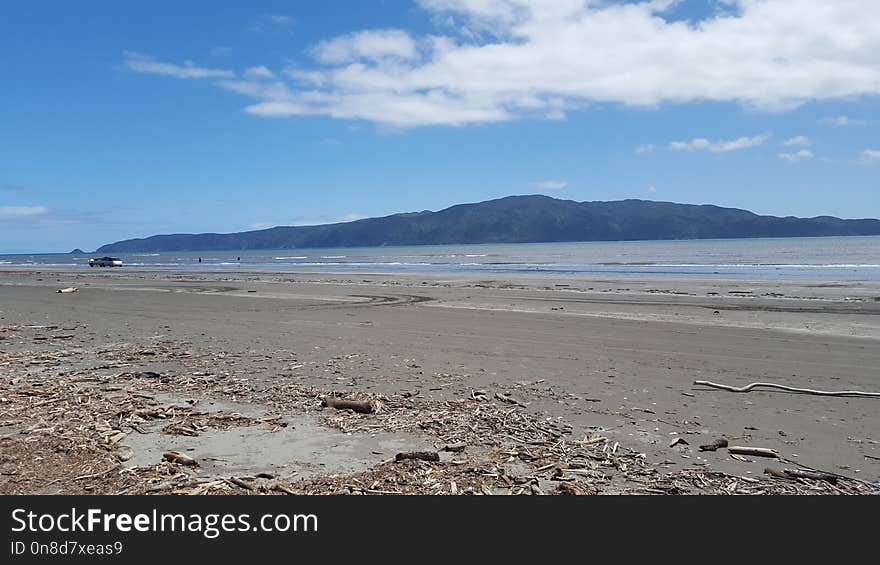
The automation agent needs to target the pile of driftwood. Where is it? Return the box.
[266,392,878,495]
[2,323,878,496]
[0,326,274,494]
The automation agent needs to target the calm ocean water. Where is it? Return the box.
[1,236,879,280]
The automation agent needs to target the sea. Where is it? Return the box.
[1,236,878,281]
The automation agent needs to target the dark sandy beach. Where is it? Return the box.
[1,268,878,494]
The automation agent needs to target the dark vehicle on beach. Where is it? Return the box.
[88,256,123,267]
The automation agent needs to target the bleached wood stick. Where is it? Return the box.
[728,446,780,458]
[693,380,880,398]
[320,396,379,414]
[163,451,198,466]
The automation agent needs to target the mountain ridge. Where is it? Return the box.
[96,195,880,253]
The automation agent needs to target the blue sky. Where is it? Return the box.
[1,0,878,253]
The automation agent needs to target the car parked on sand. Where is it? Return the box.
[89,256,123,267]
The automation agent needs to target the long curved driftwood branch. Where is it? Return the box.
[693,380,880,398]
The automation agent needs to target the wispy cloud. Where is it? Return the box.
[0,205,49,220]
[862,149,880,163]
[777,149,814,163]
[124,52,234,79]
[533,180,568,191]
[123,2,880,127]
[782,136,812,147]
[670,134,771,154]
[244,66,274,79]
[635,144,656,155]
[819,115,866,127]
[313,29,419,65]
[647,185,657,193]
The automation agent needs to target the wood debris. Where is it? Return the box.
[395,451,440,462]
[699,437,729,451]
[765,468,838,484]
[728,446,780,458]
[1,323,876,496]
[320,396,381,414]
[163,451,198,466]
[694,380,880,399]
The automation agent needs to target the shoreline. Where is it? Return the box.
[3,267,879,339]
[2,264,879,283]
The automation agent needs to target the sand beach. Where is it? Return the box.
[1,268,878,494]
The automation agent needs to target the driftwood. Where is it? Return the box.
[73,464,121,481]
[765,468,838,484]
[395,451,440,462]
[694,380,880,398]
[443,442,467,453]
[273,482,297,495]
[728,446,779,458]
[227,477,255,491]
[320,396,379,414]
[764,468,790,480]
[578,436,608,446]
[124,371,161,379]
[5,329,878,497]
[556,482,585,495]
[494,392,528,407]
[57,287,78,294]
[783,469,839,484]
[699,437,729,451]
[163,451,198,466]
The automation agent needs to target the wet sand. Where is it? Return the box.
[1,268,879,490]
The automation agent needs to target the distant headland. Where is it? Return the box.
[96,196,880,253]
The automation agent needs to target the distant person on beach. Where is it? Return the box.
[198,257,201,263]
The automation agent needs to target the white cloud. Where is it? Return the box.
[635,144,656,154]
[670,133,770,153]
[819,115,866,127]
[533,180,568,190]
[244,66,274,79]
[124,52,234,79]
[0,206,49,220]
[862,149,880,162]
[313,30,419,64]
[128,1,880,127]
[783,136,812,147]
[647,185,657,193]
[777,149,815,162]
